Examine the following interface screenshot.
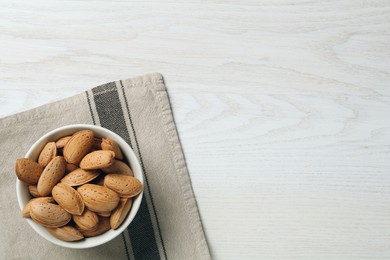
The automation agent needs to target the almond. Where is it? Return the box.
[52,183,84,215]
[38,142,57,167]
[66,163,78,173]
[28,185,40,197]
[79,150,115,170]
[77,184,120,213]
[110,198,132,230]
[61,168,100,186]
[101,138,123,160]
[37,156,66,196]
[63,130,94,164]
[30,202,71,228]
[104,174,143,198]
[102,160,133,176]
[73,209,99,231]
[77,217,111,237]
[48,226,84,242]
[15,158,43,185]
[22,197,54,218]
[55,136,72,149]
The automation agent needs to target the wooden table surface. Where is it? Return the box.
[1,1,390,259]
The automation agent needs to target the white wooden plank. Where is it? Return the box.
[1,0,390,258]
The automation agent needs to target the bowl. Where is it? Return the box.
[16,124,144,248]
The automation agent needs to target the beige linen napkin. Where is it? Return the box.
[0,73,210,260]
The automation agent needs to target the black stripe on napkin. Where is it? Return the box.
[119,80,168,260]
[91,83,132,145]
[87,88,131,260]
[89,83,161,260]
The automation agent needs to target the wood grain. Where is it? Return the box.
[1,0,390,259]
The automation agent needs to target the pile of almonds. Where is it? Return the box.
[15,130,143,242]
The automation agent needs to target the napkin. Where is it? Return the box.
[0,73,210,260]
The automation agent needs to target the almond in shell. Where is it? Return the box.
[15,158,43,185]
[77,184,120,213]
[77,217,111,237]
[52,183,84,215]
[61,168,100,186]
[63,130,94,164]
[28,185,40,197]
[104,174,143,198]
[30,202,71,228]
[101,138,123,160]
[73,209,99,231]
[22,197,54,218]
[110,198,133,230]
[38,142,57,167]
[79,150,115,170]
[55,136,72,149]
[37,156,66,196]
[48,226,84,242]
[102,160,133,176]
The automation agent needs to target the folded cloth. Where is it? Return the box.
[0,73,210,260]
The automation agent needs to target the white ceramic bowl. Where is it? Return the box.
[16,124,143,248]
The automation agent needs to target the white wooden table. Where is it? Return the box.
[1,1,390,259]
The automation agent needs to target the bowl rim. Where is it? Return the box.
[16,124,144,249]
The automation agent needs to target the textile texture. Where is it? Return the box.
[0,73,210,260]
